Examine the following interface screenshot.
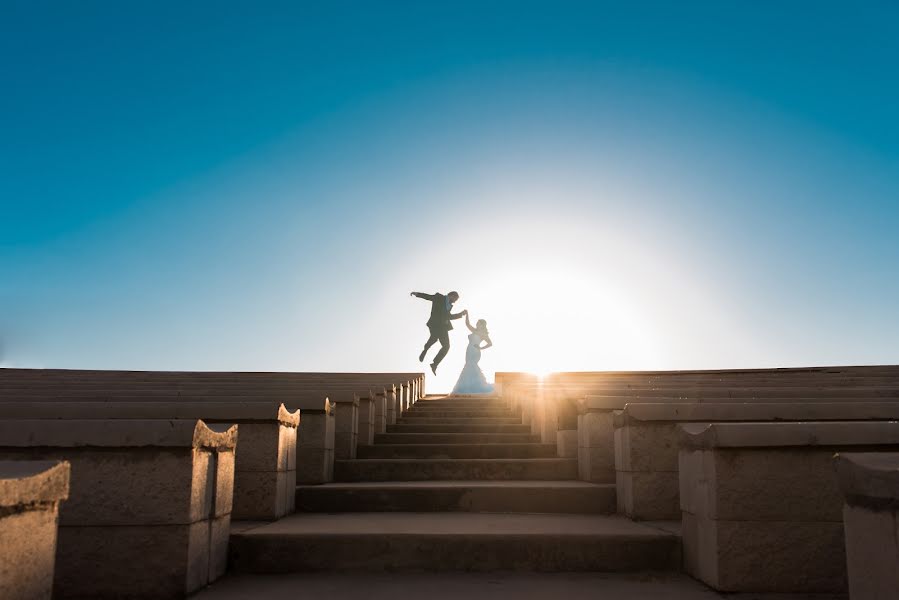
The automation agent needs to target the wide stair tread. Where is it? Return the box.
[388,424,532,434]
[229,513,681,572]
[296,480,616,513]
[335,458,578,481]
[358,442,556,459]
[375,433,539,444]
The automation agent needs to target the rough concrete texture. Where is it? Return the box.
[680,447,851,592]
[0,461,70,600]
[334,457,578,481]
[192,572,850,600]
[55,517,230,599]
[679,420,899,449]
[834,452,899,599]
[228,513,680,572]
[296,411,335,484]
[617,470,680,520]
[0,418,237,449]
[295,481,616,513]
[840,504,899,600]
[0,426,235,599]
[356,442,557,459]
[576,411,615,483]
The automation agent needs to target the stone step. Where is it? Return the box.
[357,443,557,459]
[375,433,539,444]
[388,424,532,434]
[397,417,522,425]
[295,481,617,513]
[410,403,510,410]
[335,458,578,481]
[403,409,516,418]
[228,513,681,572]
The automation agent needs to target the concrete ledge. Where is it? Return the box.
[680,420,899,449]
[0,402,297,521]
[0,460,70,600]
[616,401,899,425]
[0,418,237,449]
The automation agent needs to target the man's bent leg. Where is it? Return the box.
[432,331,451,367]
[420,331,439,362]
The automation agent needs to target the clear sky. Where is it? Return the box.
[2,1,898,391]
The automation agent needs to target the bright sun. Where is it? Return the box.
[469,264,660,376]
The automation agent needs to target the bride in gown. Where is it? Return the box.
[451,313,495,395]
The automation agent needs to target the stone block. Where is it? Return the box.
[834,452,899,600]
[374,393,388,434]
[682,517,846,592]
[231,470,294,520]
[296,447,334,484]
[842,504,899,599]
[677,422,899,594]
[616,470,680,520]
[0,419,236,599]
[556,429,576,458]
[0,461,70,600]
[576,445,615,483]
[335,431,358,460]
[55,522,215,599]
[297,411,335,450]
[232,422,282,472]
[614,422,680,472]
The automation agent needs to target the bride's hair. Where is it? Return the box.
[476,319,489,335]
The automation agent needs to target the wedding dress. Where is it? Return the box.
[451,332,495,395]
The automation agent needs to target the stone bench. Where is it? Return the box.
[678,421,899,593]
[0,401,299,521]
[834,452,899,600]
[613,402,899,520]
[577,393,899,484]
[0,460,70,600]
[0,418,236,599]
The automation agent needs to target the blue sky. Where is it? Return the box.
[2,1,897,390]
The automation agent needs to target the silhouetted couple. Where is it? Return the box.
[410,290,494,394]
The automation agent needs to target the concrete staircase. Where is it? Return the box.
[229,395,681,572]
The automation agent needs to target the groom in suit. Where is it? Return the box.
[410,290,467,375]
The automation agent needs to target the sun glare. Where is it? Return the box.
[469,263,661,377]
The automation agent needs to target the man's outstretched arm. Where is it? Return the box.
[449,309,468,320]
[411,292,437,301]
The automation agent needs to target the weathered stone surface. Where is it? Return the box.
[0,461,70,600]
[233,471,296,521]
[556,429,576,458]
[358,396,376,446]
[0,420,236,598]
[232,422,282,472]
[677,423,899,593]
[614,421,679,472]
[576,412,615,483]
[680,420,899,449]
[55,522,219,599]
[841,503,899,599]
[297,447,334,484]
[834,451,899,509]
[683,516,846,592]
[834,452,899,599]
[0,418,237,449]
[617,400,899,424]
[0,460,70,506]
[616,470,679,520]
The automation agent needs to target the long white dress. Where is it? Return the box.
[451,333,495,395]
